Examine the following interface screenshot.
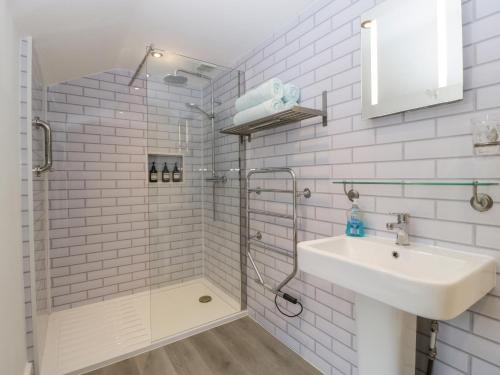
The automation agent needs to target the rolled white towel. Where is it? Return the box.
[283,100,298,110]
[233,98,285,126]
[283,83,300,104]
[235,78,283,112]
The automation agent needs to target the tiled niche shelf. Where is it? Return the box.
[147,154,183,184]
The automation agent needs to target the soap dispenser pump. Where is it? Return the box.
[345,198,365,237]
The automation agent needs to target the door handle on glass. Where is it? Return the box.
[32,117,53,176]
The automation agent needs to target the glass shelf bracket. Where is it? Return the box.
[331,180,498,212]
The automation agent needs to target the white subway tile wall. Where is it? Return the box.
[206,0,500,374]
[46,70,205,309]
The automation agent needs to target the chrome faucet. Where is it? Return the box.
[386,213,410,246]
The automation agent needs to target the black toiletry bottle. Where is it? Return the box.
[149,161,158,183]
[172,163,182,182]
[162,163,170,182]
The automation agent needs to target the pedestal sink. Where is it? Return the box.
[297,235,496,375]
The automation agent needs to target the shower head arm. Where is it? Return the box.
[175,69,212,82]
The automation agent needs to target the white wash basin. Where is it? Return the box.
[298,235,495,320]
[298,235,496,375]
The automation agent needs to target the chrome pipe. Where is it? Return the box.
[426,320,439,375]
[249,187,311,198]
[249,188,294,194]
[247,209,293,220]
[250,240,292,257]
[247,248,265,286]
[276,169,298,292]
[129,45,153,87]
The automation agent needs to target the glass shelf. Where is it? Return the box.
[331,180,499,186]
[333,179,498,212]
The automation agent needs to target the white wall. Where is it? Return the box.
[0,0,28,374]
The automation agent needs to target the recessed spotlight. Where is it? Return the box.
[151,50,163,58]
[146,73,150,78]
[134,87,140,90]
[361,20,373,29]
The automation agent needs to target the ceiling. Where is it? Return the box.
[11,0,314,84]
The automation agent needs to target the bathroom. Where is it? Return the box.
[1,0,500,374]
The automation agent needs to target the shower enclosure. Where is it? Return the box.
[24,41,246,375]
[143,50,246,341]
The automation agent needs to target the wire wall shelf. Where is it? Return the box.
[221,91,327,141]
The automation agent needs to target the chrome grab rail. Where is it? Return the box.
[32,117,53,176]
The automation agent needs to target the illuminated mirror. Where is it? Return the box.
[361,0,463,119]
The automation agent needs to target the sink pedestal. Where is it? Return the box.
[356,294,416,375]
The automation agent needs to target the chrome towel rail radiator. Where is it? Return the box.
[32,117,53,176]
[246,168,311,312]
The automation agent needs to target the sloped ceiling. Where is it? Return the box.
[12,0,313,84]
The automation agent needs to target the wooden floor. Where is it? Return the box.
[84,317,321,375]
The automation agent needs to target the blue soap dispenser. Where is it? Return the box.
[345,198,365,237]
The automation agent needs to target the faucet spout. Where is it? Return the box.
[386,213,410,246]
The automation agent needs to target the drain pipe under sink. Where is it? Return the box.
[426,320,439,375]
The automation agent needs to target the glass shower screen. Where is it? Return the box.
[144,49,245,341]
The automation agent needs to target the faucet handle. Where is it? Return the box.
[388,212,410,222]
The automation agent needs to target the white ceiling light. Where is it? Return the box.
[150,50,163,58]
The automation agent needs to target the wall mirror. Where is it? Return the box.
[361,0,463,119]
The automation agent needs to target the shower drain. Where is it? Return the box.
[199,295,212,303]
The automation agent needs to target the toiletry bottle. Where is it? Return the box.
[345,198,365,237]
[172,163,182,182]
[162,163,170,182]
[149,161,158,183]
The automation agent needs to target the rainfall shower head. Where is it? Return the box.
[163,73,188,85]
[163,68,213,86]
[186,103,213,118]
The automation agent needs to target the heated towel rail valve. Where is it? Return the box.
[299,188,312,199]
